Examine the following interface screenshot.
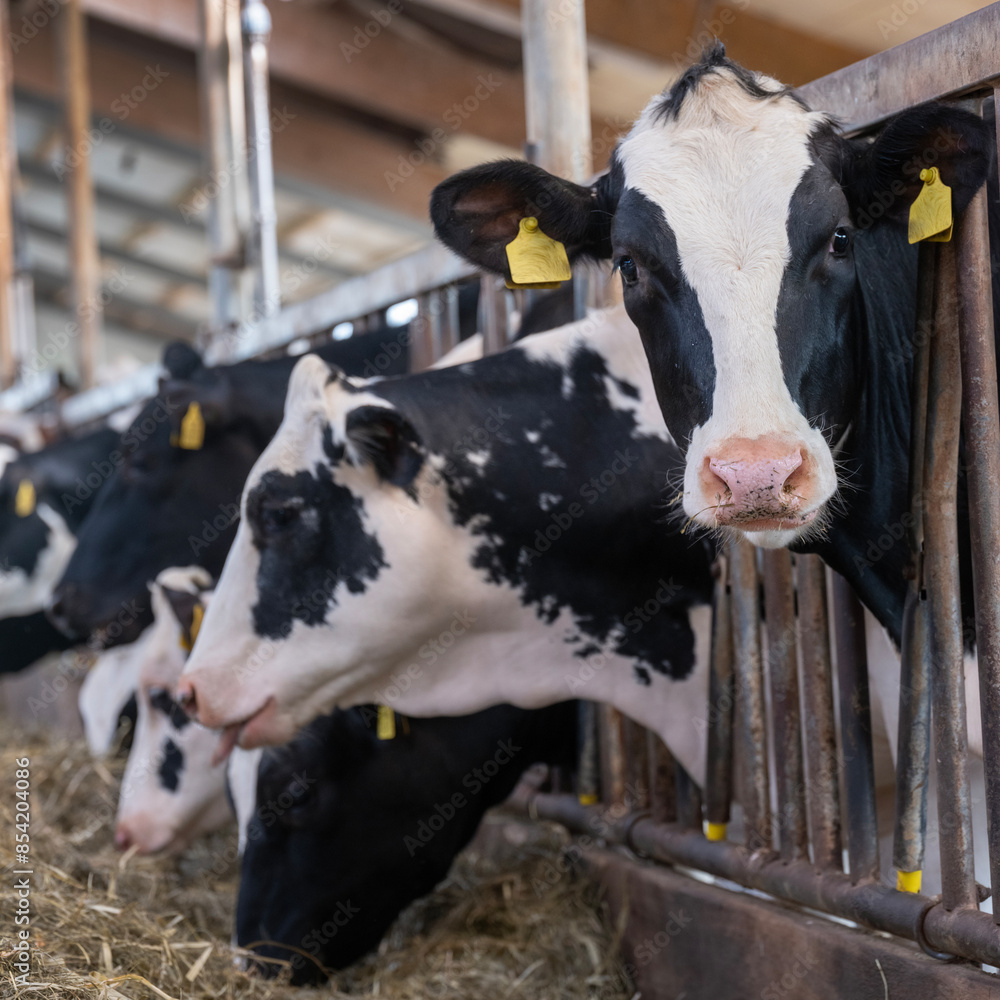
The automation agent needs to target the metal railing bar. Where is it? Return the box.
[762,548,807,861]
[956,153,1000,918]
[831,573,880,882]
[729,538,771,852]
[705,555,734,837]
[924,239,978,910]
[796,553,842,870]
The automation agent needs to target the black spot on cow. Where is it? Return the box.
[158,738,184,792]
[149,688,192,730]
[246,465,387,639]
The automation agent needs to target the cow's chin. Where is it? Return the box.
[235,697,298,750]
[737,526,808,549]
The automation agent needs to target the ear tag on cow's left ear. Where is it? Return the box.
[179,602,205,653]
[14,479,36,517]
[376,704,396,740]
[504,216,572,290]
[177,402,205,451]
[908,167,953,244]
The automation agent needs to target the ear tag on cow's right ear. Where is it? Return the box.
[908,167,953,244]
[376,705,396,740]
[178,602,205,653]
[14,479,36,517]
[504,217,572,290]
[177,402,205,451]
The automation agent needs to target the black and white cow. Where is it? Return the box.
[1,611,77,675]
[177,308,717,784]
[230,701,577,984]
[430,44,993,642]
[49,309,487,648]
[114,567,231,854]
[0,426,120,617]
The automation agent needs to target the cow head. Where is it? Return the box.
[115,566,230,854]
[50,344,261,645]
[177,355,452,748]
[0,428,118,616]
[431,45,992,547]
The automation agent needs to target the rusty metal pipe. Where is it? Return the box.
[762,548,807,861]
[831,573,879,882]
[923,240,977,911]
[705,556,734,834]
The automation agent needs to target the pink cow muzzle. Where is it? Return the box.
[701,441,818,531]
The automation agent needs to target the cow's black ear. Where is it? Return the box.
[842,103,992,225]
[162,342,203,379]
[345,405,423,488]
[161,586,200,632]
[431,160,618,277]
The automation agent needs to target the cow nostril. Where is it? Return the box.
[176,682,197,717]
[114,826,132,851]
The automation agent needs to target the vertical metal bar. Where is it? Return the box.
[621,718,650,809]
[796,554,842,869]
[675,763,703,830]
[521,0,592,184]
[479,274,506,356]
[831,572,879,882]
[705,556,734,840]
[411,293,435,371]
[441,284,460,357]
[958,139,1000,920]
[198,0,250,353]
[0,0,15,387]
[58,0,100,389]
[242,0,280,325]
[576,701,599,805]
[894,243,935,891]
[729,538,771,852]
[762,549,807,861]
[924,239,976,910]
[647,729,677,824]
[598,704,626,809]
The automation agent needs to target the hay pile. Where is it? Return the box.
[0,733,634,1000]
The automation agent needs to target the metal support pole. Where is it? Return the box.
[705,556,734,838]
[242,0,280,327]
[729,538,771,852]
[198,0,251,355]
[58,0,100,389]
[597,704,627,810]
[796,553,842,869]
[762,548,807,861]
[647,730,677,824]
[958,142,1000,920]
[0,0,15,387]
[924,239,977,911]
[894,243,935,890]
[831,573,880,883]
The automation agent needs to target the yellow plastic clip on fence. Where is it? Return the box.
[577,793,599,806]
[14,479,36,517]
[908,167,953,244]
[896,869,922,893]
[178,402,206,451]
[377,705,396,740]
[705,821,727,842]
[504,217,572,290]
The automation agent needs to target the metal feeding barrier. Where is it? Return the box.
[510,4,1000,979]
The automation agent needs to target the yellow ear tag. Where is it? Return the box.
[178,402,205,451]
[178,602,205,653]
[14,479,36,517]
[377,705,396,740]
[504,217,572,290]
[908,167,953,244]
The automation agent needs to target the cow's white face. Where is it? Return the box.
[612,70,843,547]
[80,634,146,758]
[115,568,229,854]
[179,313,719,784]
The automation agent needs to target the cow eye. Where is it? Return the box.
[259,499,303,535]
[616,256,639,285]
[829,227,851,256]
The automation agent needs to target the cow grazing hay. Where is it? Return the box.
[0,732,634,1000]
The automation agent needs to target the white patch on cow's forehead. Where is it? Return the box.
[619,75,826,441]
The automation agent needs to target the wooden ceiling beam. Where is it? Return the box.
[12,20,449,223]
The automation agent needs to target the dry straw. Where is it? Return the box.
[0,733,633,1000]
